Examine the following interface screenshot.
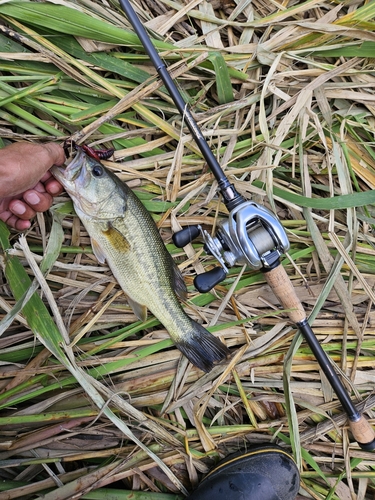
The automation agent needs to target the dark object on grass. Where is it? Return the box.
[188,444,300,500]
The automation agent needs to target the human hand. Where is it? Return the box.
[0,142,66,231]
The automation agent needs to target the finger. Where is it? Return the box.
[30,181,45,193]
[15,218,32,231]
[0,211,31,230]
[45,178,64,196]
[39,171,56,184]
[9,199,37,220]
[34,172,64,196]
[0,209,13,224]
[23,190,53,213]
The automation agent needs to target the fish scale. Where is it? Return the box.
[52,147,230,372]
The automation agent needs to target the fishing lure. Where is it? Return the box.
[63,139,114,161]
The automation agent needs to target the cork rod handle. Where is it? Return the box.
[264,265,306,323]
[349,416,375,450]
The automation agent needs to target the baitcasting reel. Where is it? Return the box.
[173,201,290,293]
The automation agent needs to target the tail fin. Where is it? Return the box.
[175,321,230,373]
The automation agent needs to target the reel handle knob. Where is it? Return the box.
[172,226,200,248]
[194,267,227,293]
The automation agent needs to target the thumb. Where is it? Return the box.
[41,143,66,168]
[0,142,66,198]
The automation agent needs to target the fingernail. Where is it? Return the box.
[25,192,40,205]
[12,201,26,215]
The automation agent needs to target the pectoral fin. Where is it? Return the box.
[102,223,130,252]
[91,238,107,264]
[91,223,130,264]
[128,297,148,322]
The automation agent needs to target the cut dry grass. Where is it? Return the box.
[0,0,375,498]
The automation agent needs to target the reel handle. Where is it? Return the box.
[194,267,227,293]
[173,226,228,292]
[172,226,200,248]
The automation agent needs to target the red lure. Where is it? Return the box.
[63,140,114,161]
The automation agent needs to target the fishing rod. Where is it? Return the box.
[118,0,375,450]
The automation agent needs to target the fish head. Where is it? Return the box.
[51,147,126,219]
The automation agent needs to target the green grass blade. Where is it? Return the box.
[208,52,234,104]
[253,180,375,209]
[0,2,173,50]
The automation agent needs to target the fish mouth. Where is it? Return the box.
[50,147,102,216]
[51,147,86,186]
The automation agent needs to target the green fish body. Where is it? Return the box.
[52,148,229,372]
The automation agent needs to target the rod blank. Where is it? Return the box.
[118,0,244,210]
[118,0,219,177]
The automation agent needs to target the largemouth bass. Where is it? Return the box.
[52,147,230,372]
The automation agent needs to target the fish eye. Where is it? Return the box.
[92,165,104,177]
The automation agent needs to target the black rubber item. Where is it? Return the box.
[187,444,300,500]
[194,267,227,293]
[172,226,201,248]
